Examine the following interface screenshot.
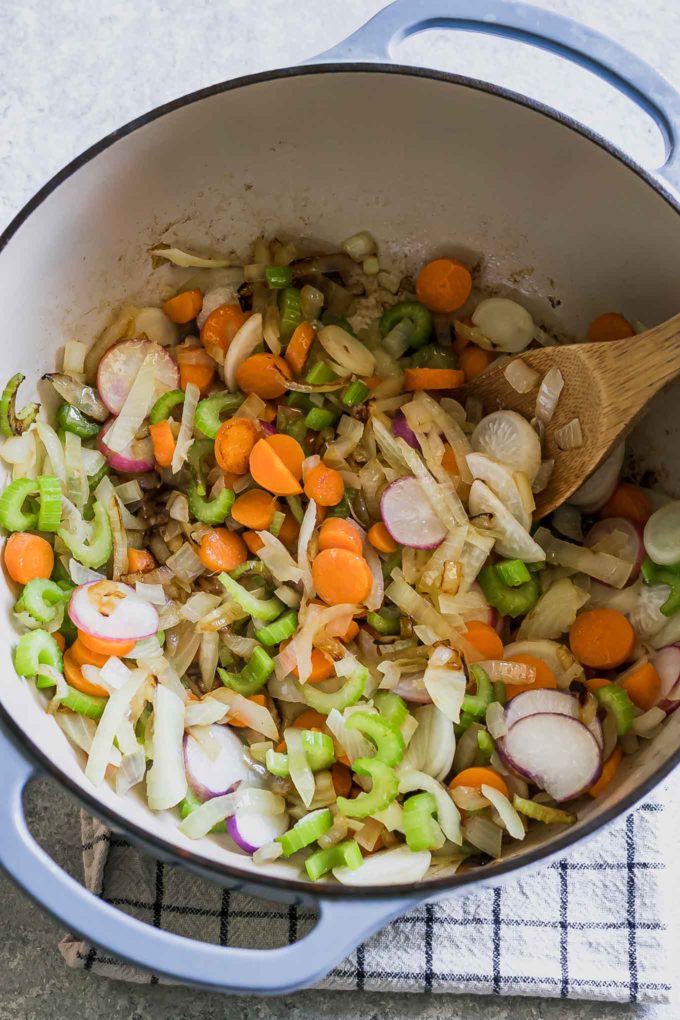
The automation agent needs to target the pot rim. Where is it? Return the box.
[1,62,678,901]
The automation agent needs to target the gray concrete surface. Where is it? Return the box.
[1,0,679,1016]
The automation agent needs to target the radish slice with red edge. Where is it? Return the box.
[69,580,159,642]
[585,517,644,584]
[380,476,447,549]
[652,645,680,714]
[97,338,179,414]
[496,713,602,801]
[504,688,603,749]
[184,726,253,800]
[227,808,289,853]
[98,418,155,473]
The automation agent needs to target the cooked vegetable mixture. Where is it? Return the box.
[3,232,679,886]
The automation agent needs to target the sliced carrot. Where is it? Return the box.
[339,619,360,642]
[236,353,292,400]
[312,548,373,606]
[587,312,634,343]
[569,608,635,669]
[70,638,111,669]
[585,677,612,693]
[449,767,510,800]
[280,638,335,683]
[249,435,304,496]
[231,489,278,530]
[588,745,623,797]
[162,288,202,325]
[243,530,265,555]
[416,258,472,313]
[403,367,465,392]
[149,420,176,468]
[362,375,382,390]
[200,303,250,354]
[179,360,215,394]
[463,620,504,660]
[127,548,156,573]
[460,345,496,380]
[620,661,661,711]
[441,444,458,474]
[259,401,278,423]
[319,518,363,556]
[285,322,316,375]
[53,632,66,652]
[331,761,352,797]
[77,630,135,657]
[277,511,300,547]
[291,708,327,730]
[63,647,109,698]
[265,434,305,480]
[505,654,558,699]
[197,528,247,573]
[214,417,260,475]
[229,693,267,728]
[599,483,652,526]
[4,533,54,585]
[304,464,344,507]
[367,522,398,554]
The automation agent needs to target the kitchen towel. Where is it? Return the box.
[60,779,674,1002]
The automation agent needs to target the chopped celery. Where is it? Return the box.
[277,808,333,856]
[187,481,234,525]
[495,559,532,587]
[462,664,493,718]
[344,711,405,766]
[305,840,362,881]
[13,629,63,676]
[265,265,293,289]
[255,609,298,646]
[15,578,67,625]
[366,608,400,635]
[341,381,370,407]
[478,564,540,619]
[0,478,38,532]
[594,684,635,736]
[373,690,408,729]
[218,646,274,696]
[336,758,399,819]
[194,392,244,439]
[379,301,432,350]
[301,665,367,714]
[403,792,444,851]
[305,361,337,386]
[304,407,338,431]
[513,795,575,826]
[149,389,185,425]
[218,573,284,622]
[37,475,62,532]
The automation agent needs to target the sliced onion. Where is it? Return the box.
[555,417,583,450]
[170,382,200,474]
[517,578,590,641]
[466,452,531,530]
[469,480,544,561]
[398,769,462,844]
[333,845,431,886]
[481,784,525,839]
[536,528,631,588]
[317,324,375,376]
[477,658,536,686]
[535,367,564,424]
[224,313,262,392]
[504,358,539,394]
[85,668,148,786]
[150,246,233,269]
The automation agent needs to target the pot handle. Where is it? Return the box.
[310,0,680,193]
[0,732,417,993]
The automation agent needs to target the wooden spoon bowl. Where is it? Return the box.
[460,313,680,518]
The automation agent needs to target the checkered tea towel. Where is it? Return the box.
[60,776,678,1002]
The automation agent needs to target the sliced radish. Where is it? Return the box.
[97,339,179,414]
[504,689,603,750]
[470,410,542,483]
[227,808,289,853]
[652,645,680,714]
[184,726,253,800]
[69,580,159,641]
[585,518,644,584]
[569,442,624,510]
[98,418,155,473]
[380,476,446,549]
[496,713,602,801]
[644,500,680,566]
[392,410,420,450]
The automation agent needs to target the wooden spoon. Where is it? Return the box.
[461,313,680,518]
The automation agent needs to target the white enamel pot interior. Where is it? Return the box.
[1,67,679,901]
